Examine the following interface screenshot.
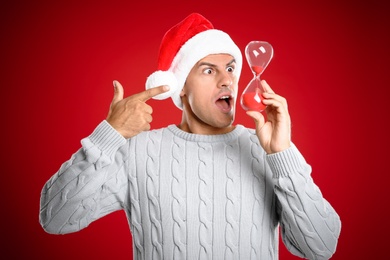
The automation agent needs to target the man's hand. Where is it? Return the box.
[246,80,291,154]
[106,80,170,139]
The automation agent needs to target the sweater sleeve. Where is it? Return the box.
[39,120,129,234]
[266,144,341,260]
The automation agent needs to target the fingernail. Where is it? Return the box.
[163,85,170,91]
[113,80,117,88]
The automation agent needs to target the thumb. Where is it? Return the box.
[246,111,265,130]
[112,80,124,104]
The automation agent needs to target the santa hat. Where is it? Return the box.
[145,13,242,109]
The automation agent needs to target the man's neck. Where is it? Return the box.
[177,120,235,135]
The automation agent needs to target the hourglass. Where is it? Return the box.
[240,41,274,112]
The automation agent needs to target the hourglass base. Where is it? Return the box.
[241,92,267,112]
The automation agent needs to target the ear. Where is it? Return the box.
[179,88,186,97]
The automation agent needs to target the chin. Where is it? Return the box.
[215,116,235,129]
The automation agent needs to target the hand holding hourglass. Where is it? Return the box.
[240,41,274,112]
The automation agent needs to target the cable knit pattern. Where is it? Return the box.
[224,140,241,260]
[269,146,341,260]
[248,133,266,259]
[197,142,213,259]
[40,121,341,260]
[145,131,163,259]
[171,135,186,259]
[40,121,128,234]
[128,139,144,259]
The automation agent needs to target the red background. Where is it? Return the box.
[1,0,389,259]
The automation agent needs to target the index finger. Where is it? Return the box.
[261,80,275,94]
[137,85,170,102]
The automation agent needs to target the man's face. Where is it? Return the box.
[180,54,238,132]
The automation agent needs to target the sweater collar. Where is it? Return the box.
[167,124,244,143]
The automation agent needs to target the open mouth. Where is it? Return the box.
[215,95,233,112]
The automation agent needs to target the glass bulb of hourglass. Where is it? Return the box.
[240,41,274,112]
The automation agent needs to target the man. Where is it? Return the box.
[40,13,341,259]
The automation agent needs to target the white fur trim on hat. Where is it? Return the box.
[145,70,178,100]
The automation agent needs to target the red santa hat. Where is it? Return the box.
[145,13,242,109]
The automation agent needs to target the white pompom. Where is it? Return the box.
[145,70,178,100]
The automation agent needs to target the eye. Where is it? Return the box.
[203,68,213,75]
[226,66,234,73]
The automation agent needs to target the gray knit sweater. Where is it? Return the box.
[40,120,341,260]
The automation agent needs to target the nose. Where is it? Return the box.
[219,71,233,89]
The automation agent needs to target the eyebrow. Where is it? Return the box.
[198,58,236,68]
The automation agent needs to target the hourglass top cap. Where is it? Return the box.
[145,12,242,110]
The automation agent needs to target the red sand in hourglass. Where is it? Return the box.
[241,91,266,111]
[251,65,264,75]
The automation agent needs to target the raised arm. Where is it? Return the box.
[39,121,128,234]
[267,145,341,259]
[248,80,341,258]
[40,80,170,234]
